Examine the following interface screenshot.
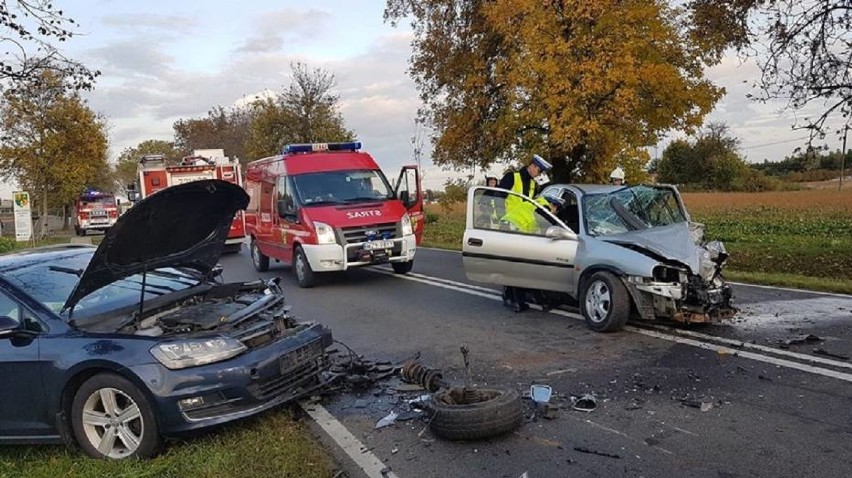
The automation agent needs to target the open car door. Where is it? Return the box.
[462,187,578,293]
[394,165,424,244]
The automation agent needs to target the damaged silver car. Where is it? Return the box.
[463,184,735,332]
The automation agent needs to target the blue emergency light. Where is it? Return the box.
[283,142,362,154]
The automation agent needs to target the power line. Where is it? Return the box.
[742,136,813,150]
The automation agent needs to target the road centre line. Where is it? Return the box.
[374,270,852,383]
[299,402,400,478]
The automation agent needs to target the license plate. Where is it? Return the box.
[364,240,393,250]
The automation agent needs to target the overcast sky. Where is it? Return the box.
[1,0,845,197]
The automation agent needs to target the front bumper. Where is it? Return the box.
[129,323,332,436]
[625,278,736,324]
[301,235,417,272]
[78,218,115,230]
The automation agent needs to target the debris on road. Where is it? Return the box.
[572,394,597,412]
[778,334,823,349]
[573,446,620,459]
[812,348,850,360]
[375,411,399,429]
[681,400,714,412]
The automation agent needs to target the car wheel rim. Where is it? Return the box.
[81,387,144,459]
[585,281,611,323]
[251,242,260,267]
[296,253,305,280]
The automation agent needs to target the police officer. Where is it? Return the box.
[498,154,553,312]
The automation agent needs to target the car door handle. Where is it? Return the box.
[467,238,483,247]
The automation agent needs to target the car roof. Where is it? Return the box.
[0,244,94,274]
[546,184,625,195]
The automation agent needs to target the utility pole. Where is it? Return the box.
[841,125,848,191]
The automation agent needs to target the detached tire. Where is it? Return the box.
[293,245,316,288]
[70,373,161,459]
[427,388,523,440]
[391,260,413,274]
[250,238,269,272]
[581,271,631,332]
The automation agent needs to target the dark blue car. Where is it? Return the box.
[0,180,332,459]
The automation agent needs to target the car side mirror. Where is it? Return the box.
[0,316,30,339]
[545,226,577,241]
[399,191,416,208]
[277,199,297,219]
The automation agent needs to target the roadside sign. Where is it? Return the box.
[13,191,32,242]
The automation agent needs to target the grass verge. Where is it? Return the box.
[0,409,333,478]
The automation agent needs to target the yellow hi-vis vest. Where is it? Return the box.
[501,196,550,233]
[504,172,536,218]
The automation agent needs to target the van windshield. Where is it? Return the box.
[292,169,393,205]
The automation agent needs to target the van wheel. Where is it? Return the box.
[294,246,316,288]
[71,373,161,459]
[581,271,630,332]
[250,238,269,272]
[392,260,413,274]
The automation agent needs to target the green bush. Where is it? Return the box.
[0,237,16,253]
[425,212,440,224]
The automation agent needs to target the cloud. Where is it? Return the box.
[235,9,331,54]
[100,13,198,32]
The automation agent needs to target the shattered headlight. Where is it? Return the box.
[150,336,247,370]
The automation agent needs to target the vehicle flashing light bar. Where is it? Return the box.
[283,142,362,154]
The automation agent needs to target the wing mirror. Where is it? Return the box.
[0,316,35,339]
[399,190,416,208]
[545,226,577,241]
[277,199,297,219]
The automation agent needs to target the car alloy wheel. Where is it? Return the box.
[580,271,630,332]
[71,373,161,459]
[585,280,611,323]
[80,387,144,459]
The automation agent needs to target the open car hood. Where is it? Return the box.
[601,222,703,273]
[63,180,249,312]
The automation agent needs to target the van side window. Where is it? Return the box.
[277,176,296,215]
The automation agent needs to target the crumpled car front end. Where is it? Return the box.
[584,185,737,325]
[620,232,736,324]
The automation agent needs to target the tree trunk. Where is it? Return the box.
[62,204,70,230]
[42,188,49,238]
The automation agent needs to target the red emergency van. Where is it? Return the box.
[244,142,424,288]
[74,189,119,236]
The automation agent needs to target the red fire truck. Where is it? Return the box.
[137,150,246,252]
[74,189,119,236]
[244,141,424,288]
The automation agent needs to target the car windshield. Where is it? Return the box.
[3,252,201,319]
[583,185,687,236]
[292,169,393,205]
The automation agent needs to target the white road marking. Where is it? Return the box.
[375,269,852,383]
[300,402,399,478]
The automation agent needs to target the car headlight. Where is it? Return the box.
[150,337,247,370]
[314,221,337,244]
[401,213,413,236]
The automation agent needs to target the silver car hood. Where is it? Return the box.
[601,222,704,273]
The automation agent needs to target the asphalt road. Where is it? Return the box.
[219,246,852,478]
